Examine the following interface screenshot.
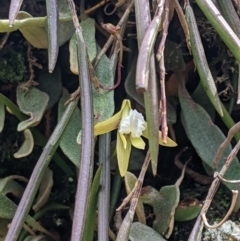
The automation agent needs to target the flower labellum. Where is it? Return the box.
[119,109,146,138]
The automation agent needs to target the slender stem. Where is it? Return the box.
[157,0,170,143]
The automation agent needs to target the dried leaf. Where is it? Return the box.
[14,129,34,158]
[0,175,25,198]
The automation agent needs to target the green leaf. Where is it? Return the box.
[58,0,75,46]
[93,46,114,123]
[178,73,240,209]
[58,88,81,167]
[154,186,179,237]
[0,102,4,133]
[129,222,166,241]
[36,67,62,109]
[17,11,48,49]
[17,84,49,131]
[140,185,179,238]
[13,129,34,158]
[69,18,97,74]
[185,5,223,116]
[83,166,102,241]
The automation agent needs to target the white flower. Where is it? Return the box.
[119,109,146,138]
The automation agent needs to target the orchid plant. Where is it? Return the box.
[94,99,177,176]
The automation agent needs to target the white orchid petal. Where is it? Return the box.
[118,109,146,138]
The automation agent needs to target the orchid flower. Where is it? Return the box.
[94,99,177,176]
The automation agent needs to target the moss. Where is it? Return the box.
[0,44,26,83]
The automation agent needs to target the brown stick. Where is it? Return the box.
[157,0,170,143]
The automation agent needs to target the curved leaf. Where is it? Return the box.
[17,12,48,49]
[13,129,34,158]
[17,84,49,131]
